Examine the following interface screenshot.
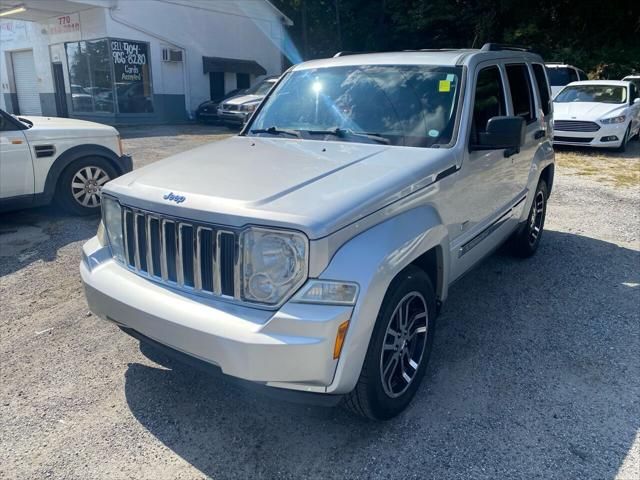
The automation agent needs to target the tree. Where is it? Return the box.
[272,0,640,78]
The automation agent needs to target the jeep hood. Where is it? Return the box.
[105,136,454,239]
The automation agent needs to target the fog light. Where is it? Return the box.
[333,320,350,359]
[600,136,619,142]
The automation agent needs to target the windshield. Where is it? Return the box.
[247,65,463,148]
[555,85,628,104]
[546,67,577,86]
[246,80,276,96]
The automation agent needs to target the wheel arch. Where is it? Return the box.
[539,163,555,197]
[319,205,450,394]
[42,144,124,201]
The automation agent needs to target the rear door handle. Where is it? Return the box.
[534,130,546,140]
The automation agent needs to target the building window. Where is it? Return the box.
[110,39,153,113]
[65,38,154,114]
[66,39,113,113]
[236,73,250,90]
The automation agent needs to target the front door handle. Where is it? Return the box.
[534,130,546,140]
[504,147,519,158]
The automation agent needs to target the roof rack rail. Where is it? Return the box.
[480,43,532,52]
[402,48,460,52]
[333,51,360,57]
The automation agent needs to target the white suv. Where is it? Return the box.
[0,109,131,215]
[82,44,555,419]
[545,63,588,97]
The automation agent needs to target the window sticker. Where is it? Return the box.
[439,80,451,92]
[428,129,439,137]
[446,74,455,82]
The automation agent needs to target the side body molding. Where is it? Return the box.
[319,205,449,393]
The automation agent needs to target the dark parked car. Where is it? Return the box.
[195,89,243,124]
[216,76,279,126]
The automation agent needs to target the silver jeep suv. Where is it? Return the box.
[82,44,555,419]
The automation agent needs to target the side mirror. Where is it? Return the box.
[472,116,526,151]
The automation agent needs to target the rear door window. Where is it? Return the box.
[471,66,507,144]
[506,64,536,123]
[532,64,551,115]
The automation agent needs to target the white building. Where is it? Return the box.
[0,0,292,124]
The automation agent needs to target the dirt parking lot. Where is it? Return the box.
[1,126,638,480]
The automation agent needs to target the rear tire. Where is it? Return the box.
[343,266,436,420]
[510,180,548,258]
[54,156,117,216]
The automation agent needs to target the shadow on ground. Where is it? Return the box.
[0,206,99,277]
[123,230,640,479]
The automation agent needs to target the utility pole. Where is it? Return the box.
[301,0,309,60]
[335,0,342,50]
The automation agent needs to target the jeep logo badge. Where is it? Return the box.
[163,192,186,204]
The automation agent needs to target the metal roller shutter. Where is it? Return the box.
[12,50,42,115]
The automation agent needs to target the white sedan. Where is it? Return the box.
[552,80,640,152]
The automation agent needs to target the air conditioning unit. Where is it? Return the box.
[162,48,183,62]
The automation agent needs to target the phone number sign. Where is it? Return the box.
[111,40,149,82]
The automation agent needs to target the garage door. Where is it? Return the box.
[12,50,42,115]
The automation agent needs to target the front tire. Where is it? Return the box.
[510,180,548,258]
[343,266,436,420]
[615,124,631,152]
[55,157,117,215]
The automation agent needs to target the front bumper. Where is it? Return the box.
[553,121,627,148]
[196,110,220,122]
[80,237,353,394]
[216,109,249,125]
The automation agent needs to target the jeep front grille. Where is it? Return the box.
[554,120,600,132]
[121,207,238,298]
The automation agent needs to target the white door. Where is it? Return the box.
[0,114,34,199]
[12,50,42,116]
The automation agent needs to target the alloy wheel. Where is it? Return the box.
[379,291,429,398]
[71,166,110,208]
[528,190,545,246]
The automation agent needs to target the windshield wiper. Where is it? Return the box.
[306,127,389,145]
[250,126,302,138]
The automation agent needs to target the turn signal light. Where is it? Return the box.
[333,320,350,359]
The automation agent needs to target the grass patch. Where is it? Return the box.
[555,142,640,188]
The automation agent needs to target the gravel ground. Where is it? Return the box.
[1,127,638,480]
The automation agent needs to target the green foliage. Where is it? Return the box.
[272,0,640,78]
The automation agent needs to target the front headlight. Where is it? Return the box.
[102,195,125,262]
[240,103,259,112]
[97,220,108,246]
[240,227,308,305]
[600,115,626,124]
